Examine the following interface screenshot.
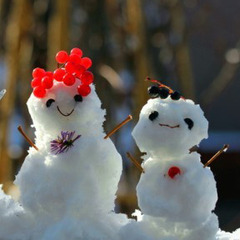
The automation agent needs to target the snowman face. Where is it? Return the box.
[27,79,105,138]
[132,97,208,158]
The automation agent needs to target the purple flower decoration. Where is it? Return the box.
[50,131,81,155]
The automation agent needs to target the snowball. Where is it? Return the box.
[137,153,218,226]
[132,97,208,159]
[27,81,106,147]
[15,133,123,217]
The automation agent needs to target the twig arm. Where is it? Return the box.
[204,144,229,168]
[17,126,39,151]
[126,152,145,173]
[104,115,132,139]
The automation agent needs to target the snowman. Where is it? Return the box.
[120,81,221,240]
[0,48,127,240]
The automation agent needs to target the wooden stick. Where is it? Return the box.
[204,144,229,168]
[126,152,145,173]
[104,115,133,139]
[17,126,39,151]
[189,145,199,154]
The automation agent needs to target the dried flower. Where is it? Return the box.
[50,131,81,155]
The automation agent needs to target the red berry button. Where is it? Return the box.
[168,166,181,179]
[63,73,75,86]
[54,68,65,82]
[70,48,83,57]
[42,76,53,89]
[81,71,94,85]
[55,50,69,64]
[77,84,91,97]
[33,86,46,98]
[32,68,46,78]
[81,57,92,69]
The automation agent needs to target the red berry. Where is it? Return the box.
[31,77,42,88]
[168,166,181,179]
[75,64,86,78]
[81,57,92,69]
[55,50,69,64]
[69,54,82,65]
[45,71,53,79]
[42,76,53,89]
[81,71,94,85]
[63,73,75,86]
[70,48,83,57]
[65,62,75,74]
[77,84,91,96]
[54,68,65,81]
[33,86,46,98]
[32,68,46,78]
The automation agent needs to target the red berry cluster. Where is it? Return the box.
[31,48,94,98]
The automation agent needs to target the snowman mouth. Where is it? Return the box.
[57,106,75,117]
[159,123,180,129]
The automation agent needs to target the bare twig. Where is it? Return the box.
[126,152,145,173]
[204,144,229,168]
[17,126,38,151]
[104,115,133,139]
[189,145,199,153]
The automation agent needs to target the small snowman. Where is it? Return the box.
[120,80,219,240]
[0,48,126,240]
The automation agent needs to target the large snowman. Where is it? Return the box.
[120,81,221,240]
[0,48,126,240]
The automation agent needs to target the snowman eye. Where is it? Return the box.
[184,118,194,130]
[149,111,159,121]
[46,99,55,108]
[74,94,83,102]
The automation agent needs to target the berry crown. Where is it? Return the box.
[146,77,183,100]
[31,48,94,98]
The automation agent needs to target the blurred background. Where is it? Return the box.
[0,0,239,232]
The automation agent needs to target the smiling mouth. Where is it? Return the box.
[57,106,74,117]
[159,123,180,129]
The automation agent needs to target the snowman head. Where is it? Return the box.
[27,48,105,142]
[132,82,208,159]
